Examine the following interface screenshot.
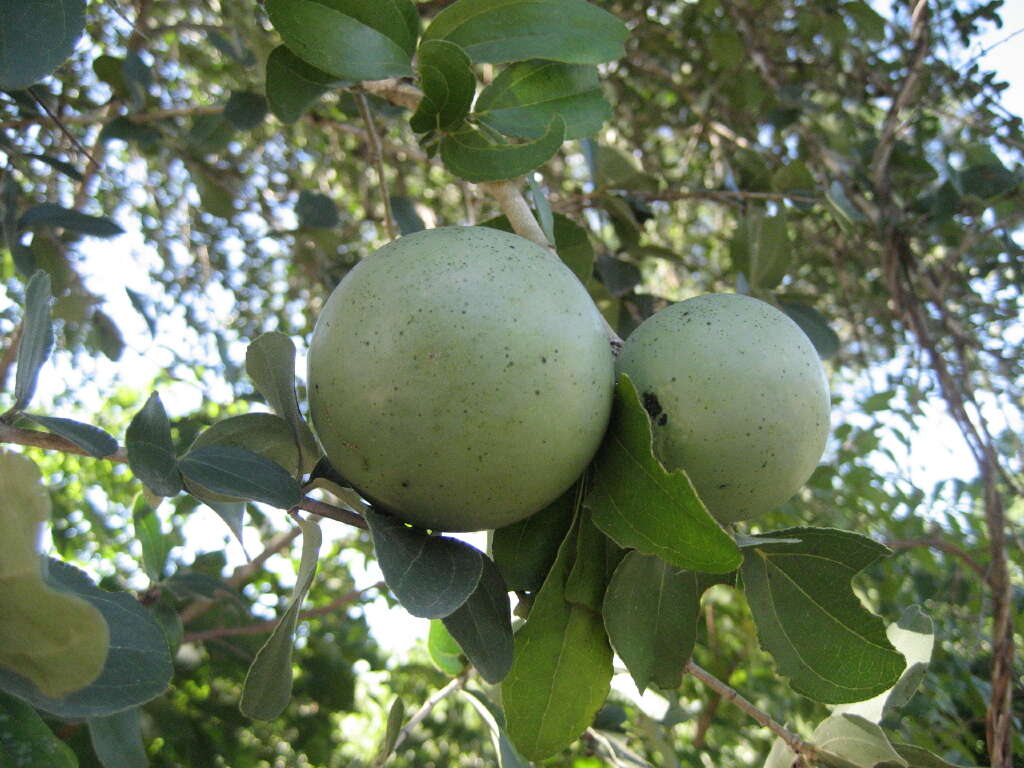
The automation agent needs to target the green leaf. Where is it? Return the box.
[179,445,302,509]
[834,605,934,722]
[492,481,576,591]
[265,45,345,123]
[440,116,565,182]
[88,708,147,768]
[132,496,171,583]
[371,697,406,767]
[246,332,321,471]
[295,191,340,229]
[780,302,840,360]
[476,60,611,140]
[771,160,816,194]
[602,551,700,692]
[586,375,742,574]
[423,0,628,65]
[0,690,78,768]
[409,39,475,133]
[891,744,967,768]
[526,175,556,245]
[240,517,322,720]
[812,714,906,767]
[729,210,791,291]
[90,309,125,362]
[388,195,426,234]
[188,162,235,219]
[13,270,54,412]
[183,413,303,504]
[23,414,118,458]
[0,558,173,718]
[0,453,109,701]
[266,0,417,81]
[502,516,613,761]
[958,161,1018,199]
[98,117,161,150]
[483,212,594,282]
[203,500,247,545]
[564,509,611,612]
[364,507,483,618]
[126,393,183,498]
[441,554,513,683]
[427,619,465,676]
[22,152,83,181]
[18,204,124,238]
[224,91,268,130]
[0,0,86,90]
[461,689,531,768]
[593,145,657,192]
[740,528,906,704]
[187,114,236,156]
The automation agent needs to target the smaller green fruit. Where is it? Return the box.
[616,293,830,524]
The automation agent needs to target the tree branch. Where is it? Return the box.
[391,671,470,754]
[354,90,397,240]
[885,536,986,578]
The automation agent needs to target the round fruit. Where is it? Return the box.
[307,226,615,532]
[616,293,830,524]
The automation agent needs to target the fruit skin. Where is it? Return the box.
[616,293,830,524]
[307,226,615,532]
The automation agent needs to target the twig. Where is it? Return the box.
[390,671,470,755]
[360,79,423,111]
[296,495,368,530]
[0,422,127,461]
[885,537,986,578]
[354,90,397,240]
[181,581,385,644]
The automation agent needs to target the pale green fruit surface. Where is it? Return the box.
[308,226,615,532]
[616,293,830,524]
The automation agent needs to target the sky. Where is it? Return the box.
[10,0,1024,712]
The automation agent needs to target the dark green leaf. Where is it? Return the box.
[186,413,303,489]
[13,270,54,412]
[0,0,86,90]
[133,496,171,583]
[22,152,83,181]
[88,708,147,768]
[163,572,243,607]
[23,414,118,458]
[97,117,161,150]
[593,145,657,192]
[409,39,475,133]
[440,116,565,182]
[740,528,906,703]
[126,393,183,498]
[959,161,1018,199]
[245,332,321,471]
[18,204,124,238]
[423,0,628,65]
[224,91,268,130]
[502,517,613,761]
[90,310,125,362]
[586,375,742,574]
[461,689,531,768]
[602,551,700,692]
[266,0,416,81]
[564,509,611,611]
[295,191,340,229]
[240,517,321,720]
[483,212,594,282]
[188,162,235,219]
[729,210,791,291]
[892,744,967,768]
[780,301,840,360]
[371,698,406,767]
[427,620,465,676]
[526,174,556,245]
[492,481,576,592]
[388,195,426,235]
[0,690,77,768]
[476,60,611,140]
[0,559,173,719]
[441,554,513,683]
[125,287,156,336]
[771,160,816,193]
[265,45,344,123]
[179,445,302,509]
[203,500,247,545]
[364,507,483,618]
[187,114,235,155]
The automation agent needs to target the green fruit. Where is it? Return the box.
[616,293,830,524]
[308,226,615,532]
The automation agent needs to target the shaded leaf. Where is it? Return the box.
[88,708,147,768]
[892,744,967,768]
[224,91,268,130]
[0,0,86,90]
[0,690,78,768]
[461,689,531,768]
[594,145,657,192]
[179,445,302,509]
[423,0,628,65]
[812,714,906,767]
[371,697,406,767]
[266,0,416,81]
[409,39,475,133]
[476,60,611,140]
[603,551,700,692]
[364,507,483,618]
[730,210,791,291]
[265,45,345,123]
[126,393,183,498]
[780,302,840,360]
[22,414,118,458]
[14,270,54,412]
[586,375,741,574]
[502,516,613,761]
[483,211,594,282]
[441,554,513,683]
[492,481,577,592]
[741,528,906,704]
[564,508,611,612]
[22,152,83,181]
[18,204,124,238]
[0,558,172,718]
[132,496,171,583]
[295,191,340,229]
[526,174,556,245]
[440,116,565,182]
[388,195,426,235]
[240,517,322,720]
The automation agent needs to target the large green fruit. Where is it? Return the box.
[308,226,615,532]
[617,293,830,524]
